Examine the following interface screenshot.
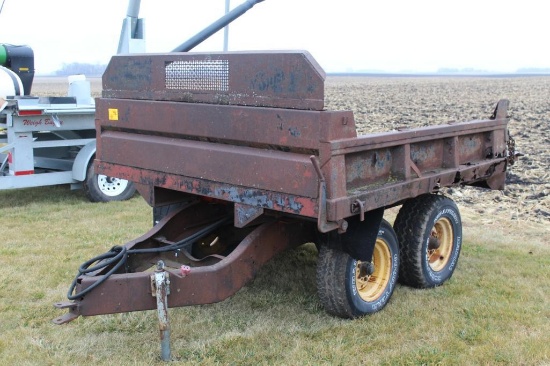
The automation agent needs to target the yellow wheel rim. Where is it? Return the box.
[427,217,453,272]
[355,238,392,302]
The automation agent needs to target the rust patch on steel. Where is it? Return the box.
[96,161,319,218]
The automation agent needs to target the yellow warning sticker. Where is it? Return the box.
[108,108,119,121]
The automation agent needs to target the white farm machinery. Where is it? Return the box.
[0,1,143,201]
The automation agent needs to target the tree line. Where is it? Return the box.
[54,63,107,76]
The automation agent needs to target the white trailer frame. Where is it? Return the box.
[0,77,135,201]
[0,0,144,201]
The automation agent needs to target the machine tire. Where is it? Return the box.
[393,194,462,288]
[316,219,399,319]
[153,201,191,226]
[83,161,136,202]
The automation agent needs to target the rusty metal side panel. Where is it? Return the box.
[330,160,508,221]
[345,148,393,191]
[410,140,444,172]
[457,133,486,163]
[329,118,508,153]
[97,161,319,218]
[98,131,318,199]
[95,99,356,152]
[73,220,315,317]
[102,51,326,110]
[324,117,509,222]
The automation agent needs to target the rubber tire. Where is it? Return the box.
[83,162,136,202]
[153,201,191,226]
[316,219,400,319]
[393,194,462,288]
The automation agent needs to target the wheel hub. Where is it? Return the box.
[97,174,130,197]
[355,238,392,302]
[428,217,453,272]
[359,262,375,277]
[428,236,441,250]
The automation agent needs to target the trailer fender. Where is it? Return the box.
[342,207,385,262]
[317,207,384,263]
[72,141,96,181]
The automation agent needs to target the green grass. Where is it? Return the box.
[1,186,549,365]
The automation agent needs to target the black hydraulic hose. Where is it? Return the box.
[67,246,128,300]
[67,216,231,300]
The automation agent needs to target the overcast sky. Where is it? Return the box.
[1,0,549,74]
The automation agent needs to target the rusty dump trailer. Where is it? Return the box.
[53,48,515,328]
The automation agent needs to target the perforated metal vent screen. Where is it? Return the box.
[165,60,229,91]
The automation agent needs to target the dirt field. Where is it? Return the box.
[32,75,550,224]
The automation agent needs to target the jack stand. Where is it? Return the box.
[151,260,171,361]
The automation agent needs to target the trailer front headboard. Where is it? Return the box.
[102,51,326,110]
